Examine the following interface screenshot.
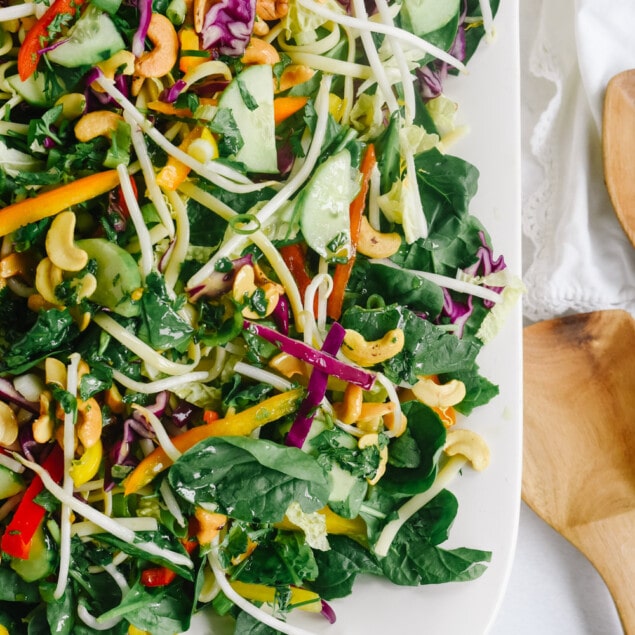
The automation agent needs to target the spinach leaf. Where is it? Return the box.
[311,535,382,600]
[341,304,481,384]
[169,436,330,523]
[138,272,194,352]
[0,567,40,603]
[40,582,75,635]
[210,108,244,156]
[345,259,444,317]
[234,531,318,587]
[79,363,114,400]
[378,489,491,585]
[234,611,281,634]
[222,374,273,413]
[110,581,192,635]
[0,308,78,375]
[187,197,228,247]
[380,401,446,495]
[95,530,194,581]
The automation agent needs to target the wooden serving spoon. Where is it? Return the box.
[523,309,635,634]
[603,69,635,246]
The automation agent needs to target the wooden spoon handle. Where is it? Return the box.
[570,516,635,634]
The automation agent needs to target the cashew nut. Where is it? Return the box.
[256,0,288,21]
[76,397,103,450]
[98,50,136,79]
[74,110,124,142]
[46,358,67,389]
[45,211,89,272]
[358,433,388,485]
[342,328,405,367]
[35,257,64,305]
[412,376,466,409]
[241,38,280,66]
[0,252,34,282]
[32,407,54,444]
[356,216,401,259]
[268,352,307,379]
[0,402,18,447]
[384,410,407,437]
[71,273,97,302]
[233,265,280,319]
[193,0,212,32]
[135,13,179,79]
[333,384,363,424]
[276,64,315,92]
[444,428,490,471]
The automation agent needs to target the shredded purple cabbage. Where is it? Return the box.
[271,294,290,336]
[132,0,153,57]
[171,401,199,428]
[286,322,346,448]
[38,37,69,55]
[440,288,473,339]
[0,378,38,414]
[416,7,468,101]
[244,321,376,390]
[201,0,255,56]
[19,425,43,463]
[160,79,187,104]
[320,599,337,624]
[464,231,506,307]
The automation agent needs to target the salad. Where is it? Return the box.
[0,0,521,632]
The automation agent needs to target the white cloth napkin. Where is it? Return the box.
[522,0,635,321]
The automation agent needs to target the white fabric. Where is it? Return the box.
[522,0,635,321]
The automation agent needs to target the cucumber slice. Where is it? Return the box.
[0,464,24,499]
[400,0,460,37]
[216,64,278,174]
[10,525,57,582]
[6,73,53,107]
[299,149,356,262]
[46,6,125,68]
[76,238,141,317]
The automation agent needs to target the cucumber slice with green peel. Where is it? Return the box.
[0,464,24,499]
[216,64,278,174]
[77,238,141,317]
[6,73,55,107]
[46,5,125,68]
[299,149,356,262]
[10,525,57,582]
[400,0,461,37]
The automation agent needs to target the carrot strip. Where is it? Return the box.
[327,144,376,320]
[124,388,304,495]
[0,170,119,237]
[273,96,309,125]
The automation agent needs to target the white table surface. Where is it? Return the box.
[489,1,627,633]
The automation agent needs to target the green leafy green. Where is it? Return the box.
[169,436,330,523]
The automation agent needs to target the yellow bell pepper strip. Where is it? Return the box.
[273,96,309,125]
[0,170,119,238]
[124,387,304,495]
[276,505,367,537]
[229,580,322,613]
[179,27,209,73]
[156,127,218,191]
[69,439,103,487]
[1,444,64,559]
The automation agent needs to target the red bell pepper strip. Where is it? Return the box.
[327,144,376,321]
[141,538,198,587]
[279,243,317,316]
[18,0,86,81]
[1,444,64,559]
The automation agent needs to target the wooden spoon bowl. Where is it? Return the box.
[603,69,635,246]
[523,310,635,634]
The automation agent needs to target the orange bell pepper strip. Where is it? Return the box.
[273,96,309,125]
[156,127,209,191]
[0,170,119,237]
[18,0,86,80]
[124,387,304,495]
[327,144,376,321]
